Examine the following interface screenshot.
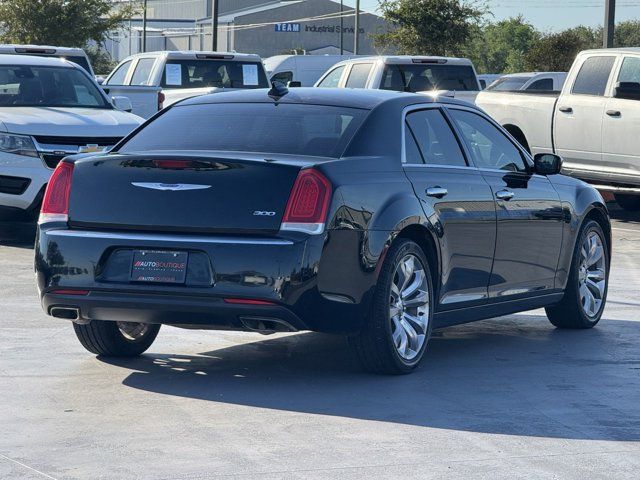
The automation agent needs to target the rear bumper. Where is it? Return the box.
[36,227,370,334]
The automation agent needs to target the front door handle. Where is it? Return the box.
[426,186,448,198]
[606,109,621,117]
[558,106,573,113]
[495,189,515,201]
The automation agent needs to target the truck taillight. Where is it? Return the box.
[158,91,165,110]
[281,168,332,234]
[39,161,74,224]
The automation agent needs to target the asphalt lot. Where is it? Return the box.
[1,206,640,479]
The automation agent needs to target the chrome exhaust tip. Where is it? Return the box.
[239,316,298,335]
[49,307,81,322]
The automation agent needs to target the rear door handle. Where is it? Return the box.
[606,109,621,117]
[495,189,515,201]
[558,106,573,113]
[426,187,448,198]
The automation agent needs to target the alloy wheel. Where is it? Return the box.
[117,322,150,341]
[578,231,607,318]
[389,254,430,361]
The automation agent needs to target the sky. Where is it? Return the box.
[358,1,640,31]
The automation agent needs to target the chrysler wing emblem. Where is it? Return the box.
[131,182,211,191]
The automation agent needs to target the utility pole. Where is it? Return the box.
[604,0,615,48]
[354,0,360,55]
[340,0,344,55]
[142,0,148,53]
[211,0,219,51]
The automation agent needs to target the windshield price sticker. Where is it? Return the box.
[242,64,259,86]
[165,64,182,86]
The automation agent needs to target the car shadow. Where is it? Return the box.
[607,202,640,227]
[100,315,640,442]
[0,221,36,248]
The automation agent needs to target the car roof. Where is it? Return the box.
[0,44,87,55]
[332,55,475,67]
[126,51,262,61]
[0,54,78,67]
[179,87,476,110]
[581,47,640,55]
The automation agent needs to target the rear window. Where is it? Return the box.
[117,103,368,158]
[486,77,529,91]
[381,63,478,92]
[160,59,268,89]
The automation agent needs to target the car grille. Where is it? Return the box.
[34,136,124,169]
[41,153,67,169]
[0,175,31,195]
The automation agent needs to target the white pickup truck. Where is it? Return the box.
[315,56,482,103]
[476,48,640,210]
[102,51,270,118]
[0,55,143,220]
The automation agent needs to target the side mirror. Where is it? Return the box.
[95,76,105,85]
[112,95,133,113]
[287,80,302,88]
[614,81,640,100]
[534,153,563,175]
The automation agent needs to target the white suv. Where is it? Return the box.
[0,55,142,220]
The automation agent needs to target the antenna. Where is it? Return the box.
[268,81,289,101]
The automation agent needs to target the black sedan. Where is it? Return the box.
[35,87,611,374]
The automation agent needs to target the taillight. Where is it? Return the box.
[39,161,74,224]
[281,168,332,234]
[158,91,165,110]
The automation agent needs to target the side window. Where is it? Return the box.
[381,65,405,92]
[449,109,527,172]
[317,65,345,88]
[130,58,156,85]
[105,60,132,85]
[345,63,373,88]
[618,57,640,84]
[526,78,554,91]
[405,109,467,167]
[404,127,424,164]
[571,56,615,96]
[271,71,293,85]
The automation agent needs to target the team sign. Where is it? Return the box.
[275,23,301,32]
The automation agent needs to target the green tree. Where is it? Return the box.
[373,0,488,56]
[465,16,538,73]
[615,20,640,47]
[524,27,597,72]
[0,0,137,47]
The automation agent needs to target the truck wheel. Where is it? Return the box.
[545,220,608,329]
[73,321,160,356]
[350,239,434,374]
[614,194,640,212]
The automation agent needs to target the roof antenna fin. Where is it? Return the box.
[268,81,289,101]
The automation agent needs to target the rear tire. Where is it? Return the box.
[545,220,608,329]
[614,194,640,212]
[350,239,434,374]
[73,321,160,356]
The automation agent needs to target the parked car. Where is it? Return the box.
[315,56,482,103]
[478,73,502,90]
[476,48,640,211]
[264,54,360,86]
[0,55,143,220]
[486,72,567,92]
[35,87,610,374]
[103,51,270,118]
[0,44,95,77]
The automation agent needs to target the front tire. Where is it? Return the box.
[614,194,640,212]
[546,220,609,329]
[73,321,160,356]
[350,239,434,374]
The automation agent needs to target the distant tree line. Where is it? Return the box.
[374,0,640,74]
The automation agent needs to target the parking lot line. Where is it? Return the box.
[0,453,59,480]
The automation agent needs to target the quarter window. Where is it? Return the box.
[618,57,640,84]
[405,109,467,166]
[345,63,373,88]
[526,78,554,91]
[105,60,132,85]
[572,56,615,96]
[317,65,345,88]
[449,109,527,172]
[130,58,156,85]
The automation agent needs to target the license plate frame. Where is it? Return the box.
[130,250,189,284]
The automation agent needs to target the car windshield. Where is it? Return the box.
[381,63,478,92]
[117,103,368,158]
[0,65,108,108]
[160,59,269,89]
[486,77,529,91]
